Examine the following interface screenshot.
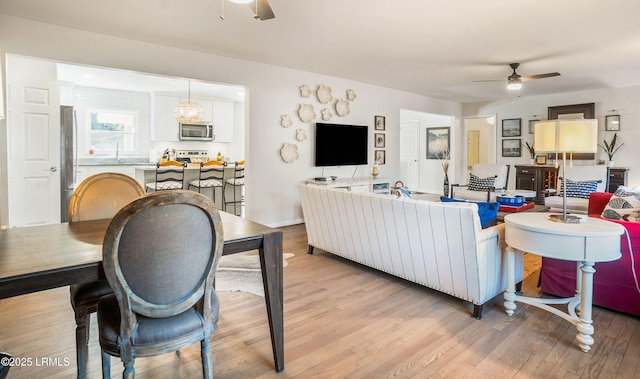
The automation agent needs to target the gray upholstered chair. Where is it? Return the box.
[450,163,510,202]
[544,164,608,214]
[97,190,223,379]
[145,160,186,193]
[67,172,146,379]
[188,160,226,203]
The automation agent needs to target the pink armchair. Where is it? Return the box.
[540,191,640,316]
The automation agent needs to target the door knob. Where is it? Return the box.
[49,166,58,172]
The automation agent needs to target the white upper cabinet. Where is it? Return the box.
[211,100,234,142]
[152,94,234,142]
[151,94,179,141]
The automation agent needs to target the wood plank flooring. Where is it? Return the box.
[0,223,638,378]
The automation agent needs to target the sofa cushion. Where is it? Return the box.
[440,196,499,228]
[468,173,496,192]
[559,178,601,199]
[601,186,640,222]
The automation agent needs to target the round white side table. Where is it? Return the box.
[503,212,624,352]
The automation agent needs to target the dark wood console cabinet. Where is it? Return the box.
[607,167,629,193]
[515,165,559,205]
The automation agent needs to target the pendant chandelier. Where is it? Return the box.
[174,81,204,123]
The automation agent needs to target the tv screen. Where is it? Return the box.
[315,122,368,167]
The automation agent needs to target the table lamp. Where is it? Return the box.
[534,119,598,223]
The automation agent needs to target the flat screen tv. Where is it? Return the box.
[315,122,368,167]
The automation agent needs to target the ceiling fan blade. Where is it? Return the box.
[472,79,505,83]
[522,72,560,81]
[249,0,275,20]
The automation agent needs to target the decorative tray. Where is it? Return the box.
[498,202,535,213]
[496,195,526,206]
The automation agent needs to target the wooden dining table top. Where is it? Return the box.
[0,211,281,298]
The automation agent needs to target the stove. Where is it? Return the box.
[176,150,209,164]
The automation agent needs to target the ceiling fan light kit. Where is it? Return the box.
[474,62,560,96]
[222,0,275,20]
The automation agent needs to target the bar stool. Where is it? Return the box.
[224,160,245,216]
[145,160,185,193]
[188,160,226,206]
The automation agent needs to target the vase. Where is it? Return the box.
[443,173,450,197]
[608,160,615,167]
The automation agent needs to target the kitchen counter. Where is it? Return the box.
[78,158,154,166]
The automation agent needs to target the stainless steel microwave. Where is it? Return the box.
[179,123,214,141]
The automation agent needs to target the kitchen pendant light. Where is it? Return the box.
[174,81,204,123]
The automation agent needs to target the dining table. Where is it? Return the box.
[0,211,284,372]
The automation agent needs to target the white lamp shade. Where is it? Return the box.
[534,121,558,153]
[534,119,597,153]
[557,119,598,153]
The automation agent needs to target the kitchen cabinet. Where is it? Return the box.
[152,94,180,141]
[152,94,233,142]
[75,165,137,186]
[607,167,629,193]
[211,100,234,142]
[514,165,558,205]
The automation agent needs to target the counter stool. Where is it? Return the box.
[188,160,226,205]
[145,160,185,193]
[224,160,245,216]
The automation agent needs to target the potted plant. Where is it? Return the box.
[523,142,535,163]
[598,133,624,167]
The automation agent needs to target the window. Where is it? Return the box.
[89,111,136,153]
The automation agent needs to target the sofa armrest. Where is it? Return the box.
[588,192,613,215]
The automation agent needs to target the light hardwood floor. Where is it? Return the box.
[1,223,638,378]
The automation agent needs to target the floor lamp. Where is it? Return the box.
[534,119,598,223]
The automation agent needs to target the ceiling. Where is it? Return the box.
[2,0,640,103]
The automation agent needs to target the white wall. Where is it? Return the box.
[0,14,461,227]
[462,86,640,190]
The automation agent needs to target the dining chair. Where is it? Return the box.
[223,160,245,216]
[68,172,146,379]
[188,160,226,205]
[97,190,223,379]
[145,160,186,193]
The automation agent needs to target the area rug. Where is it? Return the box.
[523,253,542,280]
[215,253,294,297]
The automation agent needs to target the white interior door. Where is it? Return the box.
[399,120,419,190]
[6,55,61,227]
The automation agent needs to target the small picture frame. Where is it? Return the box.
[374,150,386,165]
[374,115,386,131]
[502,118,522,137]
[528,119,539,134]
[374,133,386,148]
[536,155,547,165]
[502,138,521,157]
[605,115,620,131]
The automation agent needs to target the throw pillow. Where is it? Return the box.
[601,186,640,222]
[468,173,496,192]
[440,196,499,229]
[559,178,601,198]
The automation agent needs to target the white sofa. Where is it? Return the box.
[298,183,523,318]
[545,165,608,214]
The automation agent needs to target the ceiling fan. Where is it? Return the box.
[221,0,275,21]
[474,63,560,91]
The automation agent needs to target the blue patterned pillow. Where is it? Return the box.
[559,178,601,198]
[468,173,496,191]
[601,186,640,221]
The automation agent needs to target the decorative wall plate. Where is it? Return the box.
[280,114,293,128]
[295,129,307,141]
[316,85,333,104]
[346,89,357,101]
[321,108,333,121]
[298,104,316,123]
[299,84,311,98]
[335,98,350,117]
[280,143,299,163]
